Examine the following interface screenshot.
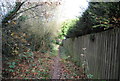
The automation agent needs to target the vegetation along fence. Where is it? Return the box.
[61,28,120,79]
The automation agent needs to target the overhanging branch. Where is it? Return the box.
[16,4,43,15]
[2,1,26,24]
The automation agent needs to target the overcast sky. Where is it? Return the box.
[59,0,89,21]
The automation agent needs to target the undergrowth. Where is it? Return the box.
[2,51,54,79]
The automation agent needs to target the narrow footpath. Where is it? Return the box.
[51,49,86,79]
[52,54,61,79]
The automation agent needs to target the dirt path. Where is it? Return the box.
[51,48,86,79]
[51,53,61,79]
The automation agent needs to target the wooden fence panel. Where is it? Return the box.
[61,28,120,79]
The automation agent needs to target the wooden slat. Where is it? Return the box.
[61,28,120,79]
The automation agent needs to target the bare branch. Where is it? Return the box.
[16,4,43,15]
[2,1,26,24]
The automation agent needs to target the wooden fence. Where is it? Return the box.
[61,28,120,79]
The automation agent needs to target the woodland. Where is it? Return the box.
[0,0,120,79]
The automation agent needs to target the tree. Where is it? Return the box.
[1,0,62,57]
[65,2,120,38]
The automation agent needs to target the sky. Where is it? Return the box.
[59,0,89,21]
[0,0,16,24]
